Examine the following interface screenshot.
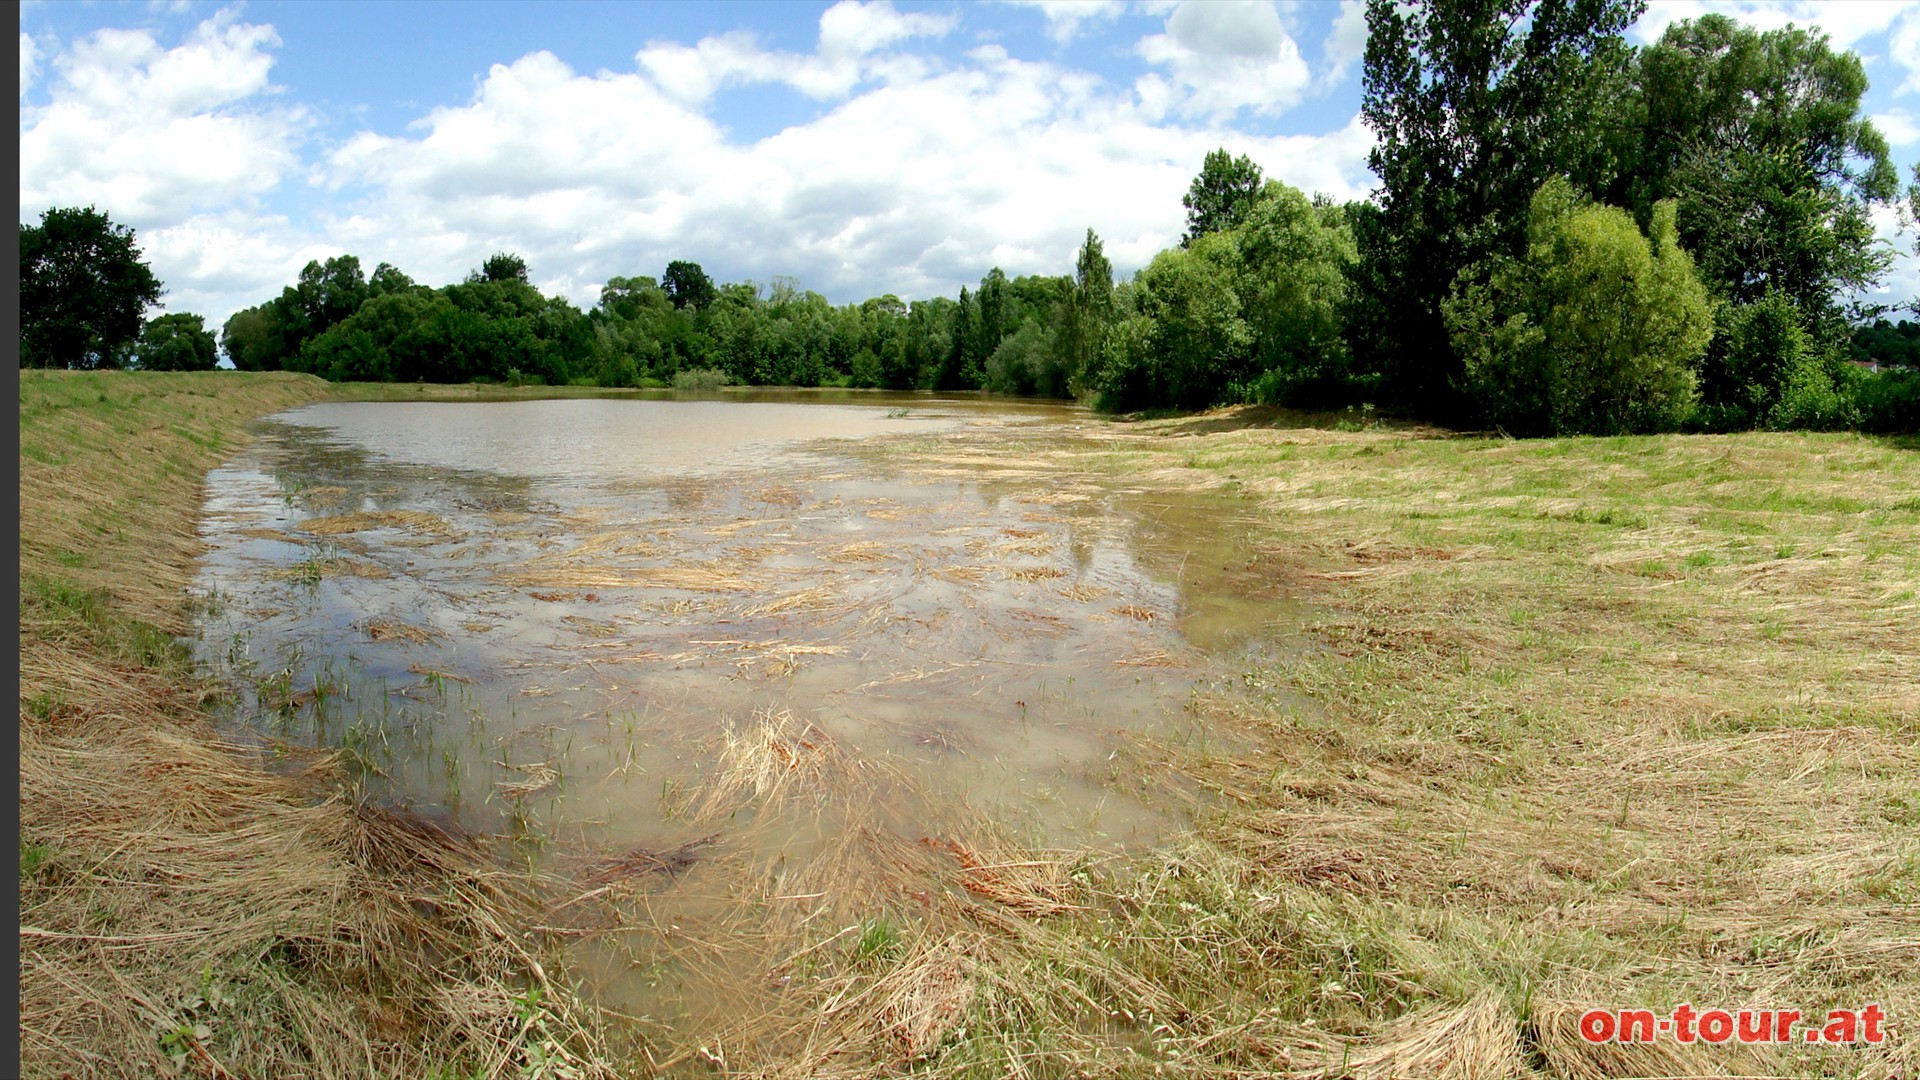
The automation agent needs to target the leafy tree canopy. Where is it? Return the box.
[1182,149,1264,244]
[136,313,219,371]
[20,206,163,369]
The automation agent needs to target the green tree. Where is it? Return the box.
[20,206,164,369]
[1056,228,1115,394]
[469,252,531,285]
[1182,149,1264,244]
[1235,184,1358,403]
[135,313,219,371]
[663,260,717,311]
[295,255,370,332]
[1356,0,1644,412]
[368,262,417,297]
[1621,15,1895,318]
[1443,177,1713,435]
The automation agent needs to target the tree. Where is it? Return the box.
[1443,177,1713,435]
[135,313,219,371]
[1235,183,1358,403]
[1182,149,1264,244]
[20,206,164,369]
[1621,16,1895,347]
[294,255,370,332]
[368,262,417,297]
[469,252,531,285]
[1057,228,1115,393]
[1356,0,1644,412]
[663,260,716,311]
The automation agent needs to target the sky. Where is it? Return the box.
[19,0,1920,330]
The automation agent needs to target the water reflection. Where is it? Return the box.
[192,394,1296,1023]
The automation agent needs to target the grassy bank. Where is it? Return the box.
[20,376,1916,1077]
[781,410,1916,1078]
[18,371,612,1078]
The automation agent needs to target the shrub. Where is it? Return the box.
[1445,177,1714,435]
[670,367,730,391]
[1850,367,1920,433]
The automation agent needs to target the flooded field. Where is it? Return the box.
[190,392,1299,1048]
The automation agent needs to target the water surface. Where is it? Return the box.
[191,391,1297,1031]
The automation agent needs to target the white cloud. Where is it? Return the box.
[19,13,306,227]
[1318,0,1368,88]
[1635,1,1918,48]
[1001,0,1126,45]
[1895,8,1920,94]
[1874,108,1920,145]
[16,4,1390,328]
[316,47,1375,323]
[637,0,953,105]
[20,32,37,99]
[1134,0,1312,119]
[817,0,955,57]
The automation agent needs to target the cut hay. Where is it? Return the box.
[876,943,978,1060]
[363,617,444,645]
[576,834,719,887]
[1002,565,1068,582]
[561,614,624,638]
[686,709,888,824]
[1317,992,1529,1080]
[273,555,392,581]
[921,838,1080,916]
[406,662,471,684]
[294,510,460,539]
[499,565,756,593]
[494,760,560,800]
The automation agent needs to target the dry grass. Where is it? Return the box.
[715,408,1918,1079]
[18,372,616,1078]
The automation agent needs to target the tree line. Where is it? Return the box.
[18,2,1920,434]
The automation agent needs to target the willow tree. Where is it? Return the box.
[1444,177,1713,434]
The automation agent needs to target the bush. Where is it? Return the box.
[670,367,730,391]
[1445,178,1713,435]
[1850,367,1920,433]
[983,319,1067,397]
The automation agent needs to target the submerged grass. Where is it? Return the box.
[18,371,615,1078]
[664,409,1916,1078]
[27,374,1916,1077]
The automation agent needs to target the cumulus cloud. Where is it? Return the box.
[638,0,952,105]
[1318,0,1367,88]
[318,46,1374,318]
[1134,0,1312,119]
[20,32,37,98]
[18,4,1390,327]
[1634,1,1917,48]
[19,12,306,226]
[1001,0,1126,45]
[1874,108,1920,145]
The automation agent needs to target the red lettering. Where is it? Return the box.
[1775,1009,1801,1041]
[1862,1004,1886,1044]
[1618,1009,1655,1043]
[1699,1010,1734,1043]
[1822,1010,1857,1043]
[1672,1003,1697,1043]
[1737,1010,1772,1043]
[1578,1010,1615,1043]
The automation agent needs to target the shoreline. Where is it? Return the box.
[19,371,1917,1077]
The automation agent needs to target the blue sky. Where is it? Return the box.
[19,1,1920,328]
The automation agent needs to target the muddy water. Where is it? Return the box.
[191,392,1295,1033]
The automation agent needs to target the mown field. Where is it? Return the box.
[17,371,1918,1078]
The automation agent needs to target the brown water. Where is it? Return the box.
[190,391,1297,1039]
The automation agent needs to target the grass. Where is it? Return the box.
[20,373,1916,1077]
[764,408,1915,1078]
[17,371,614,1078]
